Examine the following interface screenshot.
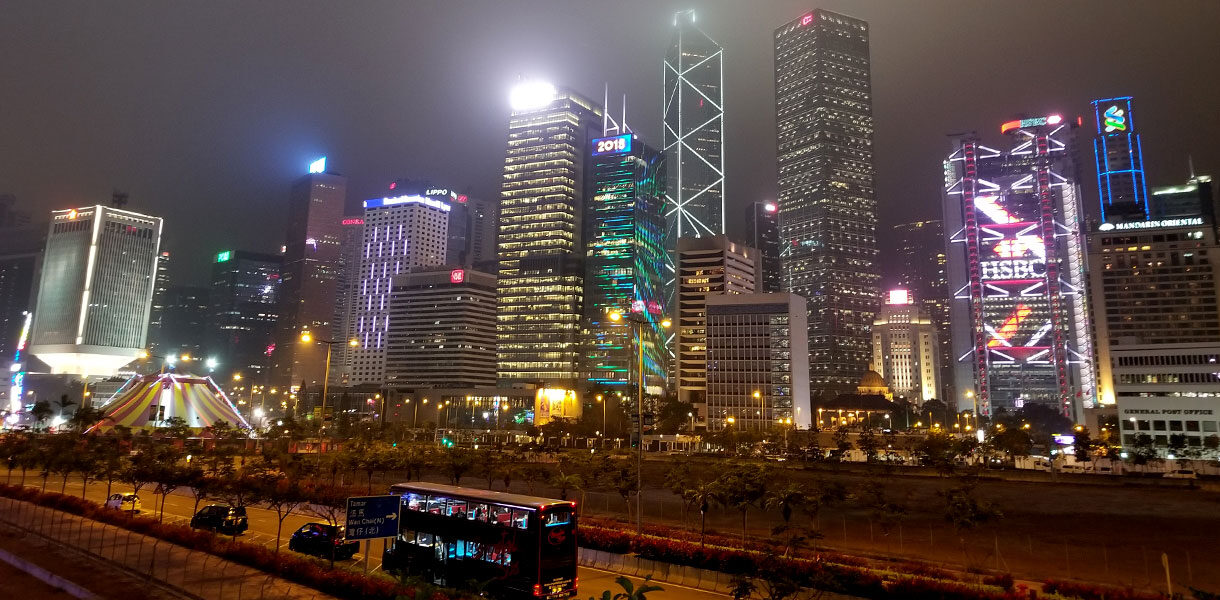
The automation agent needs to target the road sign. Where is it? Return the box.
[344,495,400,541]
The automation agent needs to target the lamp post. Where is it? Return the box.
[300,331,358,451]
[752,390,762,431]
[608,308,671,535]
[596,394,606,439]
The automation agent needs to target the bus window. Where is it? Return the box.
[469,503,489,521]
[427,496,446,514]
[448,500,467,518]
[491,505,512,526]
[405,493,426,512]
[543,509,572,527]
[512,508,530,530]
[417,532,437,547]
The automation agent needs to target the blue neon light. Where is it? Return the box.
[362,195,452,212]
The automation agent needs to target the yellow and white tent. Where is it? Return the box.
[89,373,251,432]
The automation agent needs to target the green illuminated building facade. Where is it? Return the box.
[582,133,668,393]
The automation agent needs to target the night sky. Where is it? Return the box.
[3,1,1218,287]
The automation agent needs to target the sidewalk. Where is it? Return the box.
[0,496,338,600]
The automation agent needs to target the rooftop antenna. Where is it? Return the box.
[110,190,129,210]
[602,84,631,137]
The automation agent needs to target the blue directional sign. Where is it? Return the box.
[344,495,400,540]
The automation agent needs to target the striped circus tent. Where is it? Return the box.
[89,373,252,432]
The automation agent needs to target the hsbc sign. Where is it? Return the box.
[980,260,1046,281]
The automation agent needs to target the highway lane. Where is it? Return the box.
[27,477,725,600]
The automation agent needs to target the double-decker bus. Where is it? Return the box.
[383,482,578,599]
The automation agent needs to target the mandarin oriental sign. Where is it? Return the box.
[1098,217,1203,231]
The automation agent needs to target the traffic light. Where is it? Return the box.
[441,438,454,448]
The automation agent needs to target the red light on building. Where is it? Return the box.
[450,269,465,284]
[800,13,813,26]
[456,195,468,203]
[389,182,397,190]
[341,218,364,225]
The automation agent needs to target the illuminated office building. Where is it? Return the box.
[30,205,163,376]
[146,250,171,352]
[331,216,364,385]
[1088,176,1219,407]
[349,194,450,385]
[208,250,281,382]
[1092,96,1149,222]
[871,289,940,404]
[387,180,497,269]
[496,82,602,386]
[0,219,41,361]
[745,202,781,293]
[386,268,497,389]
[892,219,951,400]
[705,293,810,431]
[942,114,1093,418]
[676,236,757,423]
[582,132,668,392]
[272,158,347,388]
[664,9,724,240]
[775,10,879,391]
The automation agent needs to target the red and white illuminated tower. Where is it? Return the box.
[942,115,1094,419]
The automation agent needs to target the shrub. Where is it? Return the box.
[0,484,463,600]
[1042,579,1166,600]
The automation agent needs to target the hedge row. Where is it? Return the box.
[0,484,462,600]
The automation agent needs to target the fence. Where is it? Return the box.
[0,497,333,600]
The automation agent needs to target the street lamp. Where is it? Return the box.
[596,394,606,438]
[300,331,359,450]
[752,390,762,431]
[607,308,671,535]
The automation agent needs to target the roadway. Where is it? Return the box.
[25,477,725,600]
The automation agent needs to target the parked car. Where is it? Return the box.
[190,505,248,535]
[1060,464,1085,473]
[105,492,142,512]
[288,523,358,560]
[1164,469,1198,480]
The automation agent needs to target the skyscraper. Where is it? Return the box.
[705,292,810,431]
[331,216,364,385]
[1088,175,1218,407]
[871,289,940,404]
[745,201,781,292]
[496,82,602,387]
[676,236,757,423]
[892,219,951,400]
[208,250,281,382]
[272,158,346,389]
[942,114,1093,418]
[0,216,41,361]
[30,205,162,376]
[146,250,171,352]
[158,285,211,360]
[385,267,497,389]
[663,10,724,240]
[775,10,879,392]
[582,132,668,392]
[349,194,450,385]
[1092,96,1149,221]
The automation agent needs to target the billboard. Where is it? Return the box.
[534,388,581,426]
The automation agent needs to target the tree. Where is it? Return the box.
[938,479,1002,558]
[915,431,959,475]
[655,397,696,435]
[715,466,768,546]
[1129,433,1159,466]
[860,482,907,541]
[160,417,192,443]
[550,470,583,501]
[829,426,852,462]
[520,463,550,494]
[262,476,308,553]
[1072,427,1094,464]
[764,482,810,556]
[683,479,722,546]
[856,428,880,463]
[477,449,502,490]
[30,400,53,430]
[441,448,473,485]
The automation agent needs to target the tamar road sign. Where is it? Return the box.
[344,495,400,540]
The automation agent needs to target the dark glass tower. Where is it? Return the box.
[209,250,281,383]
[582,133,667,391]
[892,219,952,401]
[663,10,724,240]
[496,83,602,386]
[745,201,782,293]
[1091,97,1149,222]
[774,10,879,392]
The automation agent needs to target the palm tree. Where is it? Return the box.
[683,480,722,546]
[550,470,583,501]
[764,483,808,556]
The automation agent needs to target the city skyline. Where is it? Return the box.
[3,2,1217,287]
